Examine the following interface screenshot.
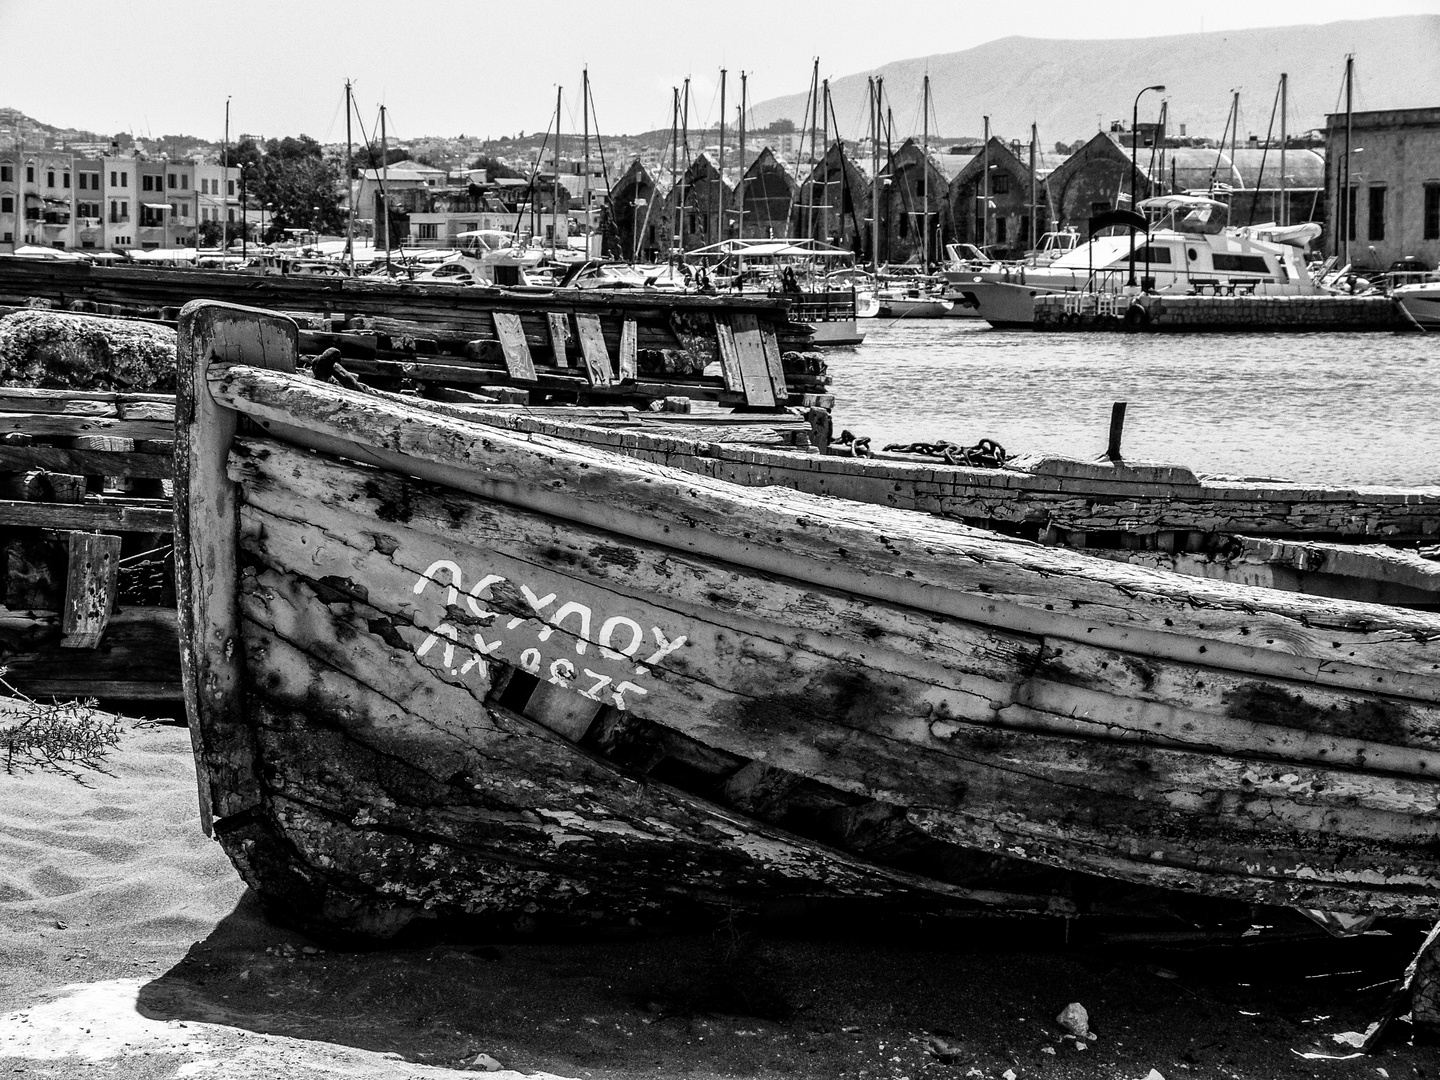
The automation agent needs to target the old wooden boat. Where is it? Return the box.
[179,300,1440,957]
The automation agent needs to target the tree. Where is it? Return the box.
[224,135,346,239]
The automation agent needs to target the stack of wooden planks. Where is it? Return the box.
[0,259,828,407]
[0,388,179,701]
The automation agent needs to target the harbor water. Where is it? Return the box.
[828,321,1438,487]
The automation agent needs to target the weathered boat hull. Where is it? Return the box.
[178,302,1440,943]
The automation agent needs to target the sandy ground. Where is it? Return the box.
[1,714,1436,1080]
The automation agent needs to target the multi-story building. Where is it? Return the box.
[194,161,238,239]
[1325,106,1440,271]
[26,152,76,249]
[0,150,18,252]
[136,158,170,248]
[165,159,196,245]
[104,153,138,250]
[72,156,105,249]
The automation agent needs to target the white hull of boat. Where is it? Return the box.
[1396,284,1440,327]
[877,298,954,319]
[807,319,865,346]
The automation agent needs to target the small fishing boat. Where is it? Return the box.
[179,301,1440,1021]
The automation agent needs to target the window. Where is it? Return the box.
[995,216,1008,243]
[227,179,235,196]
[417,223,438,240]
[180,175,188,189]
[200,178,208,194]
[46,170,54,187]
[62,172,70,188]
[121,173,127,188]
[77,201,101,218]
[142,175,154,191]
[1425,184,1440,241]
[1212,253,1271,274]
[227,208,235,223]
[26,166,34,182]
[1129,245,1174,264]
[168,174,176,189]
[0,197,11,213]
[1346,185,1357,241]
[991,174,1010,195]
[110,170,117,186]
[1368,186,1386,241]
[0,165,9,181]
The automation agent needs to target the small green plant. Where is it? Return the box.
[1,669,120,776]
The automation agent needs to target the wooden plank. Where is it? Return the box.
[728,313,776,407]
[713,316,744,392]
[573,314,613,387]
[491,311,537,383]
[618,318,638,382]
[174,302,298,834]
[0,445,172,479]
[60,532,121,648]
[0,414,173,441]
[0,607,182,701]
[546,312,571,368]
[759,323,789,402]
[0,498,172,532]
[0,388,173,410]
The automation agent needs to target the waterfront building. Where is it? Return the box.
[1162,146,1326,228]
[164,160,196,246]
[949,136,1061,259]
[1035,132,1151,245]
[135,158,171,248]
[1324,106,1440,271]
[194,161,235,236]
[656,155,731,253]
[792,142,871,255]
[72,156,104,250]
[103,154,137,250]
[26,151,76,249]
[875,138,954,265]
[734,147,798,241]
[0,151,18,253]
[602,158,659,260]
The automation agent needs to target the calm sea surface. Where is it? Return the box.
[825,321,1439,487]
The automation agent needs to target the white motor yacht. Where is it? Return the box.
[950,196,1322,328]
[1395,280,1440,326]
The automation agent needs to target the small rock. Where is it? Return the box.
[467,1053,503,1072]
[1142,1071,1167,1080]
[922,1034,963,1063]
[1002,1069,1017,1080]
[237,970,250,981]
[54,921,68,930]
[1041,1045,1056,1055]
[1056,1001,1090,1038]
[301,946,319,955]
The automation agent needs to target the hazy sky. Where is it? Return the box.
[1,0,1436,143]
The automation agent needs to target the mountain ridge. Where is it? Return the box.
[748,16,1440,144]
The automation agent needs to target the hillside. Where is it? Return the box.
[748,15,1440,144]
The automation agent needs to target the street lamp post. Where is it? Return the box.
[1129,83,1165,288]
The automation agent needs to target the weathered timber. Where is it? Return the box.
[176,303,1440,974]
[0,606,181,700]
[0,498,171,532]
[59,532,121,648]
[573,314,612,387]
[491,312,536,383]
[728,313,777,407]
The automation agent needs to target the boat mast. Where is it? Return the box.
[806,58,819,242]
[922,73,930,270]
[1343,55,1353,266]
[820,78,830,245]
[982,114,991,254]
[1029,121,1037,250]
[670,87,680,258]
[380,104,390,277]
[582,68,591,257]
[222,96,230,260]
[1229,90,1239,216]
[1278,72,1287,227]
[718,68,726,245]
[870,77,881,272]
[738,73,747,262]
[552,85,561,258]
[344,82,353,271]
